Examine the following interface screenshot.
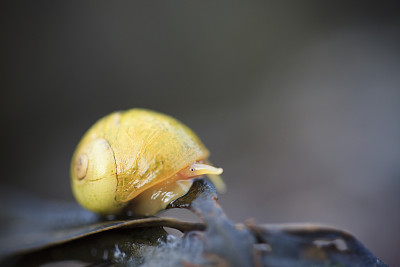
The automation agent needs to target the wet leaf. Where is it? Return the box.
[247,222,388,267]
[0,181,388,267]
[0,186,205,261]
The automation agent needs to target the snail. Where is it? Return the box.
[70,108,225,216]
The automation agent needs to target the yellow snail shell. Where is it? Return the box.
[70,108,224,215]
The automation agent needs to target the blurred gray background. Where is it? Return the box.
[1,1,399,265]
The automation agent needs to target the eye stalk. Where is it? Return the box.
[177,162,226,193]
[178,162,223,178]
[190,163,223,176]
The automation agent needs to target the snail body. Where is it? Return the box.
[71,109,224,215]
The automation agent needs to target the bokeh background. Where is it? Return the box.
[2,1,399,265]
